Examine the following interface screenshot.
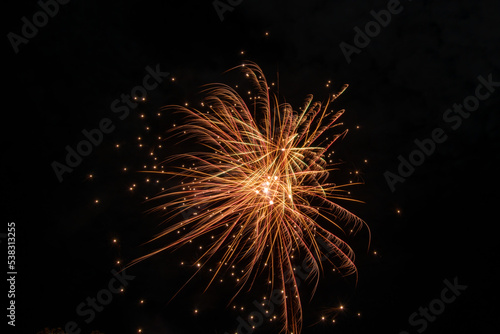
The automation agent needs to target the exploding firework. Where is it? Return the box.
[133,63,369,333]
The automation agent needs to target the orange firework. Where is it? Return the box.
[134,62,369,333]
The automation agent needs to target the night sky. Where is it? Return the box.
[5,0,500,333]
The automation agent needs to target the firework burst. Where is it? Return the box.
[133,63,369,333]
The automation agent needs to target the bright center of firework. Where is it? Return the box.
[254,175,288,205]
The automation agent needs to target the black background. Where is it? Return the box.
[4,0,500,333]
